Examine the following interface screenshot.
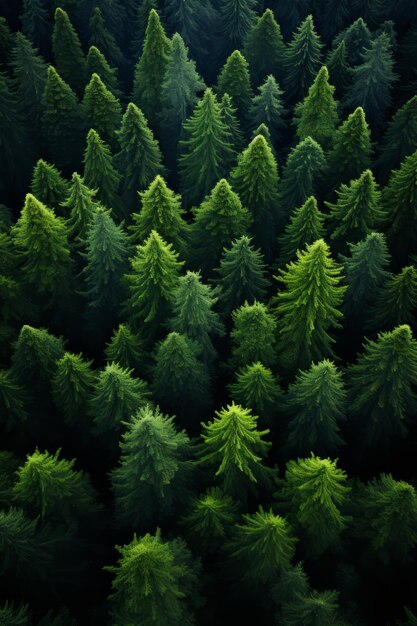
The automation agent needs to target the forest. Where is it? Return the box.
[0,0,417,624]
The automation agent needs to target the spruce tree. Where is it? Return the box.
[30,160,69,210]
[0,369,28,431]
[229,361,283,421]
[250,75,286,144]
[111,404,190,528]
[320,0,351,42]
[52,352,96,428]
[83,128,121,213]
[347,325,417,443]
[85,45,121,98]
[278,197,325,265]
[89,7,126,72]
[284,16,323,104]
[272,562,310,607]
[243,9,286,86]
[230,301,277,370]
[214,236,269,316]
[130,0,157,59]
[199,402,271,498]
[326,41,352,100]
[378,97,417,180]
[369,266,417,331]
[218,93,244,167]
[82,73,121,151]
[52,7,86,96]
[105,324,144,372]
[285,360,346,456]
[115,103,164,212]
[273,0,310,40]
[21,0,51,56]
[333,17,372,67]
[217,50,253,124]
[63,173,99,242]
[218,0,257,58]
[281,590,346,626]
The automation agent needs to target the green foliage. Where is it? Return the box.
[278,197,325,265]
[271,562,310,607]
[0,369,28,430]
[218,93,244,167]
[89,7,126,72]
[11,325,64,393]
[82,73,121,150]
[63,173,99,242]
[85,45,121,98]
[52,352,95,428]
[284,15,323,103]
[230,301,277,369]
[281,589,346,626]
[218,0,257,57]
[182,487,238,551]
[250,75,286,144]
[217,50,253,123]
[164,0,216,68]
[21,0,51,55]
[229,361,283,421]
[378,97,417,178]
[105,324,144,372]
[243,9,286,85]
[369,266,417,331]
[83,128,121,212]
[0,602,29,626]
[52,8,86,96]
[334,17,372,67]
[30,160,69,210]
[326,41,352,99]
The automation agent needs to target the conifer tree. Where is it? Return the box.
[284,16,323,104]
[369,266,417,331]
[63,173,99,242]
[105,324,144,372]
[326,41,352,99]
[278,197,325,265]
[214,236,269,316]
[217,50,253,124]
[243,9,286,86]
[82,73,121,151]
[218,0,257,58]
[190,179,251,273]
[89,7,126,72]
[132,9,171,129]
[130,0,157,59]
[229,362,283,421]
[52,8,86,96]
[281,590,346,626]
[0,602,29,626]
[85,45,121,98]
[115,103,164,212]
[41,66,84,170]
[378,97,417,180]
[319,0,351,42]
[199,402,271,498]
[111,404,190,528]
[272,562,310,607]
[30,160,69,210]
[218,93,244,166]
[274,240,345,371]
[230,301,277,369]
[0,369,28,431]
[179,89,232,205]
[231,135,280,258]
[347,325,417,443]
[21,0,51,55]
[280,455,350,556]
[83,128,121,212]
[250,75,286,144]
[285,360,346,456]
[333,17,371,67]
[273,0,310,40]
[52,352,95,429]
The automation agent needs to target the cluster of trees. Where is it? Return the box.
[0,0,417,624]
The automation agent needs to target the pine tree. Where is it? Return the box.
[132,9,171,129]
[218,93,244,167]
[285,360,346,456]
[111,404,190,528]
[250,75,286,144]
[295,66,339,149]
[115,103,164,212]
[273,0,310,40]
[230,301,277,369]
[253,123,277,157]
[217,50,253,124]
[229,361,283,421]
[333,17,372,67]
[199,402,271,498]
[82,73,121,151]
[326,107,373,192]
[284,16,323,104]
[0,369,28,431]
[83,128,121,212]
[50,348,95,429]
[105,324,144,372]
[130,0,157,59]
[41,66,84,170]
[319,0,351,42]
[85,45,121,98]
[231,135,280,258]
[278,197,325,265]
[30,160,69,210]
[281,590,346,626]
[326,41,352,100]
[21,0,51,56]
[347,325,417,443]
[63,173,99,242]
[353,0,386,27]
[243,9,286,86]
[280,455,350,556]
[271,562,310,607]
[378,97,417,180]
[179,89,233,205]
[52,7,86,96]
[89,7,126,72]
[369,266,417,331]
[214,236,269,316]
[218,0,257,58]
[327,170,385,246]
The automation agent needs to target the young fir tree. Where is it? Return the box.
[284,15,323,104]
[333,17,372,67]
[326,107,373,192]
[250,75,286,145]
[21,0,51,56]
[285,360,346,456]
[280,455,350,556]
[230,301,277,370]
[89,363,150,439]
[347,325,417,443]
[132,9,171,130]
[107,530,200,626]
[83,128,121,213]
[378,97,417,180]
[179,89,233,206]
[152,332,211,422]
[82,73,121,151]
[52,352,96,428]
[274,240,346,372]
[369,266,417,332]
[243,9,286,86]
[217,50,253,124]
[190,179,251,273]
[229,361,283,421]
[125,230,183,328]
[85,45,121,99]
[277,137,326,229]
[115,103,164,212]
[41,66,84,170]
[214,236,269,316]
[280,589,346,626]
[12,193,72,301]
[294,66,339,149]
[0,369,28,431]
[89,7,126,72]
[52,7,86,97]
[170,271,224,366]
[231,135,280,258]
[218,93,245,168]
[278,197,325,265]
[326,170,385,247]
[105,324,144,373]
[111,404,190,528]
[218,0,257,59]
[199,402,271,498]
[63,173,99,242]
[30,160,69,210]
[326,41,352,100]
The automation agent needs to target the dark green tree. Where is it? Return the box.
[130,0,158,59]
[217,50,253,124]
[273,0,310,39]
[326,41,352,99]
[30,160,69,210]
[11,325,64,393]
[243,9,286,86]
[230,301,277,369]
[89,7,126,72]
[281,590,347,626]
[320,0,351,42]
[52,352,96,428]
[369,266,417,331]
[378,97,417,180]
[85,45,121,98]
[218,0,257,58]
[250,75,286,144]
[105,324,144,372]
[83,128,122,213]
[333,17,371,67]
[229,361,283,421]
[82,73,121,151]
[284,15,323,103]
[0,369,28,431]
[218,93,244,167]
[63,173,99,242]
[52,7,86,96]
[21,0,51,56]
[278,197,325,265]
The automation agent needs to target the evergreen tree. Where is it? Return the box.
[82,73,121,151]
[115,103,164,212]
[271,562,310,607]
[52,7,86,96]
[250,75,286,144]
[63,173,99,242]
[111,404,190,528]
[274,240,346,371]
[231,135,279,258]
[0,602,29,626]
[281,590,346,626]
[217,50,253,124]
[333,17,372,67]
[0,369,28,431]
[280,455,350,556]
[326,41,352,100]
[21,0,51,56]
[285,360,346,456]
[273,0,310,40]
[30,160,69,210]
[179,89,233,205]
[230,301,277,369]
[369,266,417,331]
[218,93,245,167]
[243,9,286,86]
[320,0,351,42]
[130,0,157,59]
[218,0,257,58]
[52,352,96,429]
[214,236,269,316]
[278,197,325,265]
[89,7,126,72]
[105,324,144,372]
[85,45,121,98]
[83,128,121,213]
[378,97,417,180]
[353,0,386,27]
[0,17,12,71]
[284,16,323,104]
[347,325,417,443]
[229,361,283,421]
[199,402,271,498]
[132,9,171,129]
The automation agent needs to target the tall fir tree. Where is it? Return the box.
[218,0,257,59]
[89,7,126,73]
[230,301,277,370]
[229,361,283,421]
[326,40,352,100]
[219,93,245,168]
[243,9,286,86]
[85,45,121,98]
[82,73,121,151]
[319,0,351,42]
[30,160,69,210]
[284,15,323,104]
[52,352,96,429]
[130,0,158,59]
[278,197,325,266]
[333,17,372,67]
[105,324,145,373]
[369,266,417,332]
[83,128,121,213]
[52,7,86,97]
[273,0,310,40]
[378,97,417,180]
[250,75,286,145]
[217,50,253,125]
[21,0,51,56]
[63,173,99,242]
